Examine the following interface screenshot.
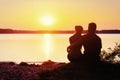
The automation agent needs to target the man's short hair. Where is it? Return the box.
[88,22,97,33]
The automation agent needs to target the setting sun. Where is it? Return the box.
[40,15,55,26]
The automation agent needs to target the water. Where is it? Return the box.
[0,34,120,63]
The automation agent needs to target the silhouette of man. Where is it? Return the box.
[67,25,84,63]
[67,22,102,63]
[83,22,102,63]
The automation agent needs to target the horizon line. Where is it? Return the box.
[0,28,120,34]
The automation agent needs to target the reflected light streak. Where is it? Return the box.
[43,34,52,59]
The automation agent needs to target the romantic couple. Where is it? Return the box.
[67,22,102,64]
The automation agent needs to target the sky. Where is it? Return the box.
[0,0,120,30]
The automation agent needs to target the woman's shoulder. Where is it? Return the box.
[69,34,78,39]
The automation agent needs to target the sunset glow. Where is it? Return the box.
[0,0,120,30]
[0,0,120,71]
[40,15,55,26]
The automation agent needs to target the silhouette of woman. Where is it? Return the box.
[67,25,83,63]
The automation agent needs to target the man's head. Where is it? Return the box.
[88,22,97,34]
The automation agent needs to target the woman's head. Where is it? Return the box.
[75,25,83,34]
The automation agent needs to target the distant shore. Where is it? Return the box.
[0,28,120,34]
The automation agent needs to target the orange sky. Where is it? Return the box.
[0,0,120,30]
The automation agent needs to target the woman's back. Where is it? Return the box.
[67,26,83,63]
[69,34,82,53]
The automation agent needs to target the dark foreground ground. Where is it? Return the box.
[0,61,120,80]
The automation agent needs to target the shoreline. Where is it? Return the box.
[0,60,66,80]
[1,60,120,80]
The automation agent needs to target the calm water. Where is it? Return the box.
[0,34,120,63]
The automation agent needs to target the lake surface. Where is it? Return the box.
[0,34,120,63]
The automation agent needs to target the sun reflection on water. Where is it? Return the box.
[43,34,52,59]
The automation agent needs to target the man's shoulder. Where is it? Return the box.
[82,34,101,40]
[95,34,101,40]
[82,34,87,37]
[82,34,89,38]
[81,34,88,41]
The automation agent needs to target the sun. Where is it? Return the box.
[40,15,55,26]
